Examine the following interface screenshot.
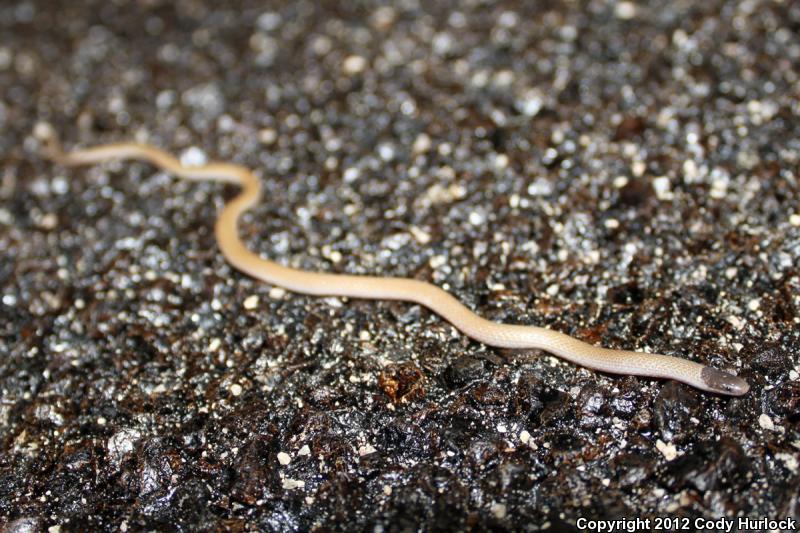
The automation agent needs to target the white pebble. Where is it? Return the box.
[491,502,507,519]
[244,294,260,310]
[494,153,509,169]
[410,226,431,244]
[358,444,377,456]
[343,167,360,182]
[429,255,447,269]
[758,413,775,431]
[604,218,620,229]
[615,1,637,19]
[790,213,800,227]
[343,55,367,74]
[257,11,282,31]
[282,478,305,490]
[378,144,395,161]
[519,430,531,444]
[33,121,54,140]
[277,451,292,465]
[297,444,311,456]
[656,439,678,461]
[412,133,431,153]
[179,146,207,167]
[652,176,673,200]
[269,287,286,299]
[258,128,278,145]
[229,383,243,396]
[776,453,798,475]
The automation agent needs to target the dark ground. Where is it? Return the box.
[1,0,799,531]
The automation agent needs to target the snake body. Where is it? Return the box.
[40,128,749,395]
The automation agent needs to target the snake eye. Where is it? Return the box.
[700,367,749,396]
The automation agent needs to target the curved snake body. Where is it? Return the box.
[40,129,749,395]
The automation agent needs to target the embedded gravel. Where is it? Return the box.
[1,0,799,531]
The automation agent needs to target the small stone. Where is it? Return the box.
[230,383,243,397]
[343,167,360,182]
[269,287,286,299]
[277,451,292,465]
[258,128,278,145]
[519,430,531,444]
[652,176,673,200]
[409,226,431,244]
[33,121,54,140]
[358,443,376,456]
[758,413,775,431]
[343,55,367,74]
[656,439,678,461]
[297,445,311,456]
[490,502,507,519]
[790,213,800,227]
[412,133,432,153]
[282,478,305,489]
[244,295,260,310]
[429,255,447,269]
[40,213,58,230]
[615,2,637,19]
[494,153,509,169]
[378,143,395,161]
[180,146,207,167]
[776,453,798,475]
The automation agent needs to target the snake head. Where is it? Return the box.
[701,367,749,396]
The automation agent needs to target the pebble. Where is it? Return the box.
[180,146,207,167]
[758,413,775,431]
[343,55,367,74]
[244,295,260,310]
[412,133,432,153]
[656,439,678,461]
[277,452,291,465]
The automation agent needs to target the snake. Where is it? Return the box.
[38,126,749,396]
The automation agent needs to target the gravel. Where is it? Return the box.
[1,0,799,530]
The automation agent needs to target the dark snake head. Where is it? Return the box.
[701,367,749,396]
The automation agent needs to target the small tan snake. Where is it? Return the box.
[40,128,749,395]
